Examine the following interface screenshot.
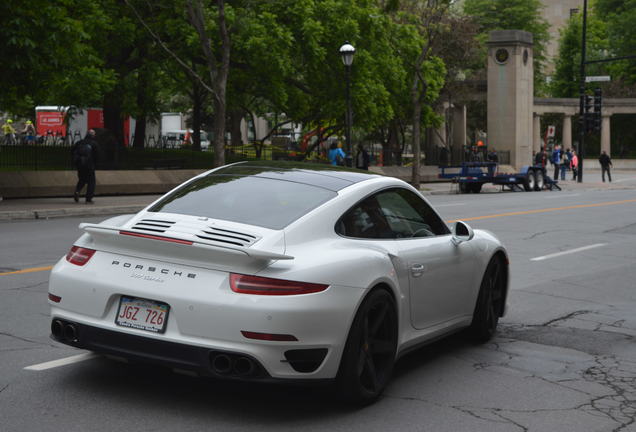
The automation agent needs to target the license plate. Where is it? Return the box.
[115,296,169,333]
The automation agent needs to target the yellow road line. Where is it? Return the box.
[0,265,53,276]
[446,198,636,223]
[4,199,636,276]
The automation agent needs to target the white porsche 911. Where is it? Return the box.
[48,161,509,404]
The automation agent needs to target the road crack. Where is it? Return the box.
[0,331,58,349]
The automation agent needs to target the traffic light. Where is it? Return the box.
[594,88,602,113]
[584,94,593,114]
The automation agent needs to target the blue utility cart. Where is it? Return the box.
[438,162,561,193]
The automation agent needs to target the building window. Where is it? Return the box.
[570,8,580,17]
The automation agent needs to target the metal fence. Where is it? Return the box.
[0,134,314,170]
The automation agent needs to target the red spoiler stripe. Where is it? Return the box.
[119,231,193,245]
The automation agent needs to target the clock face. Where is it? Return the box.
[495,48,509,64]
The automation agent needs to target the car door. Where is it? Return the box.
[373,188,477,330]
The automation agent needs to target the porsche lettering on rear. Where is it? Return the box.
[111,260,197,279]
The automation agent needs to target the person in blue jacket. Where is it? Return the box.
[328,142,346,166]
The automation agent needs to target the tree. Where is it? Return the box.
[551,11,609,98]
[596,0,636,85]
[463,0,549,90]
[0,0,113,116]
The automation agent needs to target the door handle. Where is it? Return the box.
[410,263,426,277]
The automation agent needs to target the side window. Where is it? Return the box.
[336,196,395,239]
[379,188,450,237]
[336,188,450,239]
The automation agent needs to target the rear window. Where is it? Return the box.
[149,175,337,229]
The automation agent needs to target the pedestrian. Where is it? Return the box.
[560,149,570,180]
[21,120,36,144]
[599,150,612,182]
[355,144,370,170]
[487,148,499,163]
[571,150,579,181]
[551,145,562,180]
[328,142,346,166]
[534,147,547,168]
[2,119,16,145]
[71,129,99,203]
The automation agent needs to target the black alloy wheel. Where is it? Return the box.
[337,289,398,405]
[469,257,505,343]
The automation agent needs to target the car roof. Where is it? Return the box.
[210,161,384,192]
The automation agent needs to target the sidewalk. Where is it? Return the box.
[1,170,635,221]
[0,194,162,221]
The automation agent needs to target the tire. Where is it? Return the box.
[522,169,535,192]
[459,182,468,194]
[337,289,398,405]
[534,169,545,191]
[471,183,483,194]
[469,257,505,343]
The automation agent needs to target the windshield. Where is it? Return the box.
[149,174,337,229]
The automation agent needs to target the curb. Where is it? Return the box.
[0,205,145,221]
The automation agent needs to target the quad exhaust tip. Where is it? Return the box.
[233,357,255,376]
[51,319,79,343]
[51,320,64,339]
[210,353,257,377]
[211,354,232,374]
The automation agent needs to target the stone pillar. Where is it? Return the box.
[487,30,534,170]
[601,114,611,156]
[562,115,572,150]
[533,114,541,152]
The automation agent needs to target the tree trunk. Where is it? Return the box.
[187,0,230,167]
[133,116,146,149]
[212,0,229,167]
[191,81,202,151]
[230,109,243,146]
[103,90,124,147]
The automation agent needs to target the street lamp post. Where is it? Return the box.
[339,42,355,165]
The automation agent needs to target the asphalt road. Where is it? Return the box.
[2,185,636,431]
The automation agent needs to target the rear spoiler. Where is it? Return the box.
[79,223,294,261]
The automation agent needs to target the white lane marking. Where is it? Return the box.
[544,193,580,199]
[530,243,607,262]
[434,202,466,207]
[24,353,97,371]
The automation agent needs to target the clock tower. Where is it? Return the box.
[487,30,534,169]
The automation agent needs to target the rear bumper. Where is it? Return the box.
[49,252,366,380]
[50,319,331,384]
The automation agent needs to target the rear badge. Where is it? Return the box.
[111,260,197,279]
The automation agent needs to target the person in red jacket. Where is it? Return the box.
[571,150,579,181]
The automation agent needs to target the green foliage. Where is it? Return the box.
[463,0,550,89]
[0,0,113,116]
[595,0,636,84]
[550,10,609,98]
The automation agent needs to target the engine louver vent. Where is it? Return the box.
[131,219,176,233]
[196,227,258,247]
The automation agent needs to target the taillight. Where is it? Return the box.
[241,331,298,341]
[230,273,328,295]
[65,246,96,266]
[48,293,62,303]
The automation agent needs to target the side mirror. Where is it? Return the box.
[451,221,474,245]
